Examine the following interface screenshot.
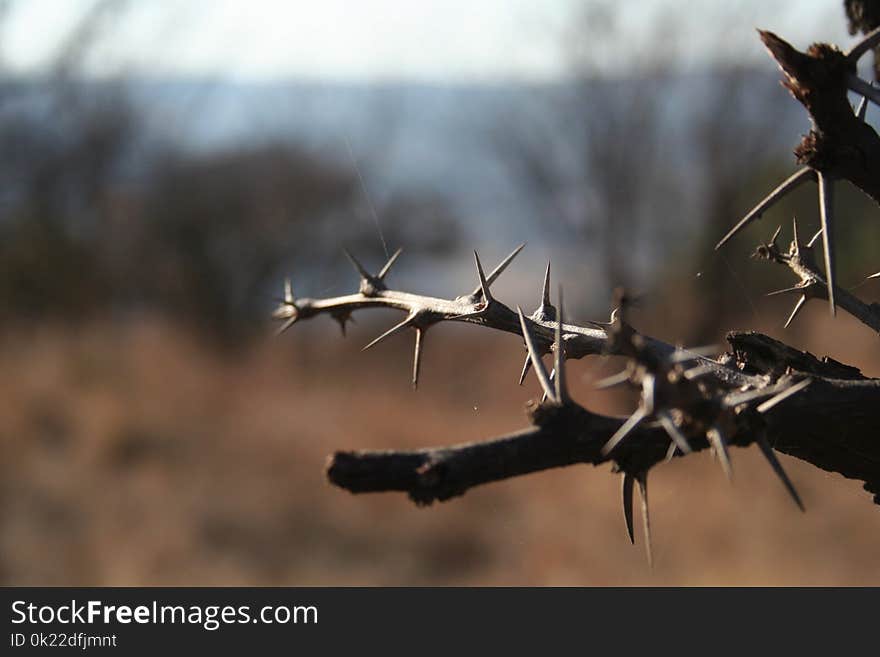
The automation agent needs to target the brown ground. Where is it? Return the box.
[1,312,878,586]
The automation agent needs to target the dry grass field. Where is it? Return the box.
[1,307,878,586]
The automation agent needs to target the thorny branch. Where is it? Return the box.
[752,220,880,332]
[274,241,880,563]
[272,27,880,564]
[716,26,880,317]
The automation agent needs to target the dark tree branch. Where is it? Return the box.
[326,331,880,508]
[759,29,880,204]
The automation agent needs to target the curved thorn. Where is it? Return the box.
[706,425,733,481]
[516,307,556,403]
[657,411,692,455]
[817,171,836,316]
[622,473,635,545]
[541,260,552,309]
[554,286,568,402]
[377,247,403,280]
[601,406,646,456]
[594,369,630,390]
[636,472,653,568]
[517,354,532,386]
[412,327,423,390]
[783,295,808,329]
[847,74,880,107]
[343,248,373,281]
[756,378,812,414]
[362,315,412,351]
[715,167,814,249]
[756,433,805,511]
[846,25,880,61]
[472,251,493,304]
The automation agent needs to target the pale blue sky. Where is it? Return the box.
[0,0,856,81]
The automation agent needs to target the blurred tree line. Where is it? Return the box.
[0,0,876,348]
[496,0,880,342]
[0,1,459,345]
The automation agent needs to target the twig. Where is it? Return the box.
[753,219,880,333]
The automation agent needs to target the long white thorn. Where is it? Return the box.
[770,224,783,247]
[471,244,525,299]
[275,316,297,336]
[343,248,372,281]
[856,92,869,121]
[783,295,808,329]
[668,345,720,363]
[284,278,294,304]
[553,286,568,403]
[706,425,733,481]
[377,247,403,280]
[362,315,412,351]
[641,374,656,416]
[716,167,814,249]
[756,434,805,511]
[637,472,653,568]
[766,284,808,297]
[601,406,647,456]
[412,327,424,390]
[682,364,714,381]
[517,354,532,386]
[756,378,812,414]
[594,369,631,390]
[817,171,836,316]
[486,243,525,288]
[541,369,556,403]
[657,411,692,455]
[541,260,552,309]
[516,307,556,403]
[473,251,493,304]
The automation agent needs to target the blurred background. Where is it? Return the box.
[1,0,878,585]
